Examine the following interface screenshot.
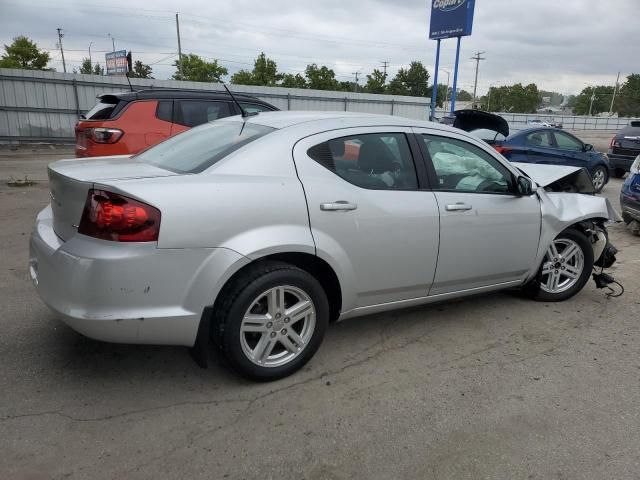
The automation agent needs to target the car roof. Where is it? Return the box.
[99,89,266,103]
[218,110,452,131]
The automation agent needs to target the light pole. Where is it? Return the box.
[439,68,450,112]
[107,33,116,52]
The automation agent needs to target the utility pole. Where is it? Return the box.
[380,61,389,78]
[176,13,183,78]
[589,92,596,116]
[471,51,486,107]
[609,71,620,116]
[56,28,66,73]
[352,71,360,92]
[88,41,93,69]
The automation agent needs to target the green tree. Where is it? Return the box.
[571,85,614,116]
[231,52,280,86]
[129,60,152,78]
[74,58,104,75]
[387,62,430,97]
[615,74,640,117]
[456,89,473,101]
[364,69,387,94]
[0,36,51,70]
[172,54,227,82]
[279,73,307,89]
[481,83,541,113]
[305,64,339,90]
[77,58,92,74]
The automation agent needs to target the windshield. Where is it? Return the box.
[135,121,276,174]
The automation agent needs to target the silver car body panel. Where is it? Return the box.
[30,111,620,345]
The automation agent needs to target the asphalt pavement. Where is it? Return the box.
[1,146,639,480]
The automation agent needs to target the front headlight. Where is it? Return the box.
[631,155,640,175]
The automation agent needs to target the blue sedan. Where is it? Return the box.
[494,127,611,192]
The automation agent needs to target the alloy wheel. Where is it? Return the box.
[240,285,316,368]
[592,168,606,191]
[539,238,585,294]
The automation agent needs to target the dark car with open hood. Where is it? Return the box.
[447,110,611,192]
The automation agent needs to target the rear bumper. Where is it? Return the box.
[607,153,636,171]
[29,205,248,346]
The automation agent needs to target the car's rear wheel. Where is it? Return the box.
[526,229,594,302]
[213,262,329,381]
[591,166,608,193]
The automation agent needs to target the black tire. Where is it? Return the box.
[212,261,329,381]
[525,228,594,302]
[591,166,608,193]
[612,168,626,179]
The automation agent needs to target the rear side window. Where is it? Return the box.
[176,100,231,127]
[156,100,173,122]
[525,131,553,147]
[240,102,275,114]
[307,133,418,190]
[83,99,122,120]
[135,121,275,173]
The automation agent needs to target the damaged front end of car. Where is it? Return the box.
[513,162,623,293]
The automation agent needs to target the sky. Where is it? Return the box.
[1,0,637,96]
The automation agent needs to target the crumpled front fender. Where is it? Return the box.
[525,190,622,282]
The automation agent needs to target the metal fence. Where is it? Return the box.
[0,68,638,143]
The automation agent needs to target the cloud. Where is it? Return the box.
[1,0,636,94]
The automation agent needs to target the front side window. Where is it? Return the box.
[422,135,513,194]
[525,131,553,147]
[176,101,231,127]
[135,121,275,173]
[553,132,583,152]
[307,133,418,190]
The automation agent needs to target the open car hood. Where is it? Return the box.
[512,162,595,193]
[452,110,510,137]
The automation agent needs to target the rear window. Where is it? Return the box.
[135,121,275,174]
[83,98,121,120]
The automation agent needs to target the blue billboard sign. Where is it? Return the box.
[429,0,475,40]
[105,50,128,75]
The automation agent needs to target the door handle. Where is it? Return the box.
[320,201,358,212]
[445,203,472,212]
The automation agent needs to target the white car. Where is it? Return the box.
[30,111,620,380]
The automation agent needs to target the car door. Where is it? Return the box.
[414,129,541,295]
[292,127,439,311]
[170,100,232,135]
[523,130,558,165]
[551,130,587,167]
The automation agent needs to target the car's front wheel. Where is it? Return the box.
[591,166,608,193]
[213,262,329,381]
[526,229,594,302]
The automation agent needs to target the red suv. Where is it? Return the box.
[75,89,278,157]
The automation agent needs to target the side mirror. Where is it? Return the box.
[583,143,593,152]
[516,176,535,196]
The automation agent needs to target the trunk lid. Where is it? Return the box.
[48,156,180,241]
[452,110,510,138]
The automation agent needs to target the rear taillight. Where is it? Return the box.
[494,146,512,156]
[78,189,160,242]
[610,137,621,148]
[88,127,123,144]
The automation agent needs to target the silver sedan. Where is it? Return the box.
[30,111,619,380]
